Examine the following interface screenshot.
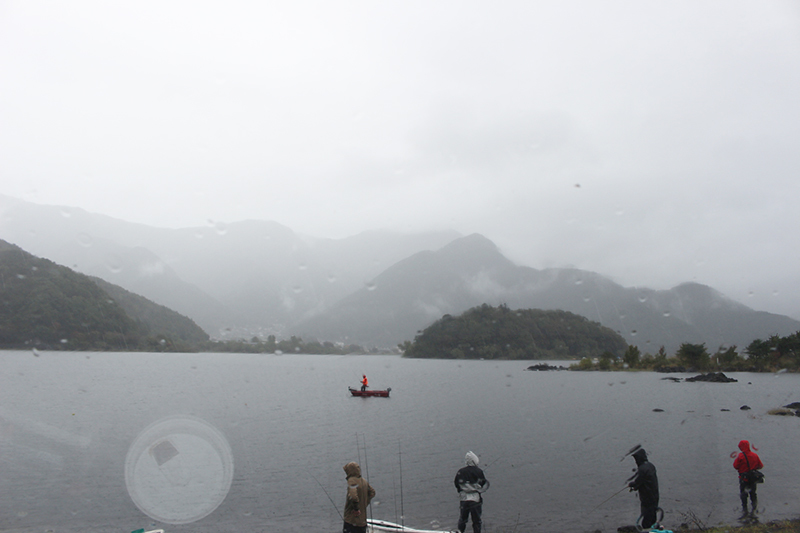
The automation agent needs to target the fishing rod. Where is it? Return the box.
[356,433,374,525]
[309,471,343,520]
[588,484,630,514]
[398,441,405,529]
[482,455,504,470]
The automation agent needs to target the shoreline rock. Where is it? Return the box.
[685,372,737,383]
[525,363,568,371]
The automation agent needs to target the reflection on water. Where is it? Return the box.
[1,352,799,533]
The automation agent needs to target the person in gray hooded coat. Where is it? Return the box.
[454,451,489,533]
[343,461,375,533]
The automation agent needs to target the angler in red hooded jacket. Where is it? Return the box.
[733,440,763,517]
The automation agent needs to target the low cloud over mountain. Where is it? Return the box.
[2,195,797,354]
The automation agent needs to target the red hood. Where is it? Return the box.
[738,440,751,453]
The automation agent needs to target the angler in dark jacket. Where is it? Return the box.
[628,448,659,528]
[454,451,489,533]
[733,439,763,518]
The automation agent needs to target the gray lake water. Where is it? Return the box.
[1,351,799,533]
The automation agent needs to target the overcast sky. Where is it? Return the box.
[1,1,799,319]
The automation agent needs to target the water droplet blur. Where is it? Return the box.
[328,274,336,283]
[292,285,303,293]
[748,291,754,297]
[194,231,205,240]
[663,311,671,317]
[59,209,72,218]
[60,339,68,344]
[77,233,93,247]
[16,274,26,279]
[630,330,637,336]
[298,263,307,271]
[615,208,624,216]
[365,282,377,291]
[575,279,583,285]
[638,295,647,303]
[106,255,123,273]
[214,222,227,235]
[583,295,591,302]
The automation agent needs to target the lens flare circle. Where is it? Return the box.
[124,416,234,524]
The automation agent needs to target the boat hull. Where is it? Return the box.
[349,387,391,397]
[368,519,455,533]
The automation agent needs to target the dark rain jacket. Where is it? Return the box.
[629,449,659,507]
[343,462,375,527]
[454,453,488,503]
[733,440,763,480]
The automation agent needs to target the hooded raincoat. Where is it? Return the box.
[454,451,489,502]
[454,451,489,533]
[733,440,763,478]
[733,440,763,514]
[343,462,375,530]
[628,448,659,528]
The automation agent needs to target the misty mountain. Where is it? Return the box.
[3,195,798,354]
[91,277,209,345]
[0,195,459,336]
[293,234,800,353]
[0,240,207,350]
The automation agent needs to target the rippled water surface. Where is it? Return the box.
[1,352,799,533]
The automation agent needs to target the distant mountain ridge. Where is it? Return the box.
[2,195,798,354]
[293,234,800,353]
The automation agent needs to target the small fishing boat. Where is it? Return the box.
[349,387,391,398]
[368,519,455,533]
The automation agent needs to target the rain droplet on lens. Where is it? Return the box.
[638,295,647,303]
[630,330,637,336]
[60,339,68,344]
[365,282,377,291]
[16,274,26,279]
[292,285,303,293]
[60,209,72,218]
[328,274,337,283]
[663,311,671,317]
[106,256,123,273]
[214,222,227,235]
[575,279,583,285]
[298,263,307,271]
[77,233,93,247]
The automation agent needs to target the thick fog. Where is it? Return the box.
[1,1,799,319]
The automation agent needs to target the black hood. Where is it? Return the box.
[633,448,648,466]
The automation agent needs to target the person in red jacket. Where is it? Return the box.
[733,440,763,518]
[361,374,368,392]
